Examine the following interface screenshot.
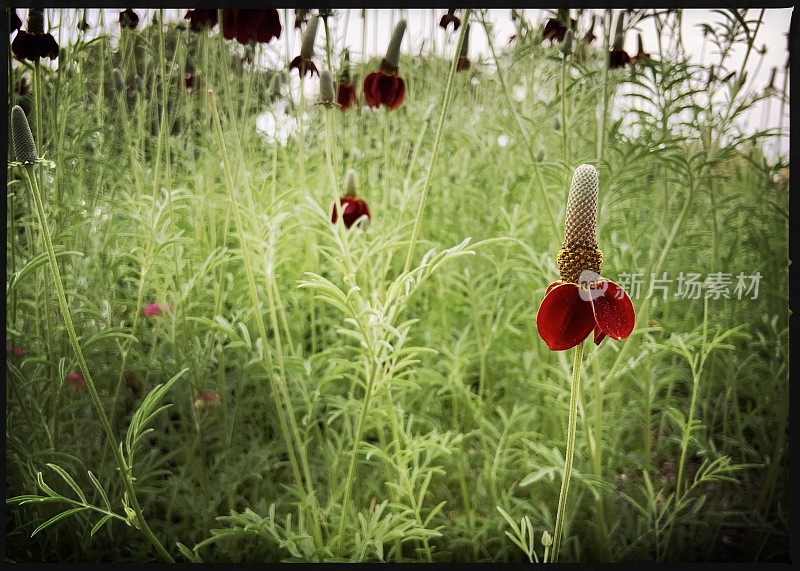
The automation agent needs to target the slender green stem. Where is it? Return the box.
[22,166,173,562]
[552,341,585,562]
[403,9,472,273]
[597,10,611,162]
[561,57,569,164]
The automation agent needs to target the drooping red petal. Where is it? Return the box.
[536,283,596,351]
[222,9,237,40]
[385,75,405,110]
[363,72,382,107]
[593,325,606,345]
[590,280,636,341]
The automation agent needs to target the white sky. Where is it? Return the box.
[18,8,791,158]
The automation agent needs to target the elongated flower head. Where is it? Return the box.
[382,19,407,73]
[301,15,319,59]
[612,11,625,50]
[457,23,471,71]
[561,29,574,57]
[558,164,602,283]
[27,8,45,34]
[345,169,358,197]
[12,105,38,164]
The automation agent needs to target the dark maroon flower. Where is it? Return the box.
[124,372,144,399]
[439,9,460,31]
[542,9,576,44]
[609,48,631,69]
[289,55,319,77]
[12,30,59,61]
[184,9,218,33]
[337,80,357,110]
[456,23,471,71]
[363,71,405,110]
[119,9,139,30]
[222,9,281,45]
[183,71,196,90]
[457,56,470,71]
[11,10,22,33]
[363,20,406,110]
[331,196,371,229]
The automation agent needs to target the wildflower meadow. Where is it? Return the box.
[5,8,792,563]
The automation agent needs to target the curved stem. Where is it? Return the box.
[23,166,173,562]
[552,341,585,562]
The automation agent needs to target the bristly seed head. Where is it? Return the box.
[557,164,603,283]
[382,19,407,73]
[11,105,38,164]
[458,23,470,58]
[301,15,319,59]
[561,29,574,57]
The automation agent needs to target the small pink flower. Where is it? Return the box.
[66,372,85,390]
[142,302,172,318]
[194,390,221,409]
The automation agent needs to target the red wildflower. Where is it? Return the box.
[11,11,59,63]
[119,9,139,30]
[66,372,85,390]
[6,343,27,358]
[331,196,371,229]
[630,34,651,64]
[337,80,357,109]
[289,14,319,77]
[222,9,281,45]
[184,9,218,33]
[536,165,635,351]
[609,48,631,69]
[183,71,196,90]
[439,9,460,31]
[542,9,576,44]
[363,20,406,110]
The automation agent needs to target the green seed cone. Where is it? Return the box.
[27,8,45,34]
[564,164,599,248]
[318,69,335,106]
[636,33,644,55]
[345,169,358,197]
[301,15,319,59]
[561,30,574,57]
[11,105,38,164]
[384,19,407,71]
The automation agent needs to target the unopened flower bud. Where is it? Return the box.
[318,69,335,107]
[113,68,125,92]
[11,105,38,164]
[541,530,553,547]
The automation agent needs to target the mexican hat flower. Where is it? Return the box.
[363,20,407,110]
[608,12,631,69]
[66,371,85,390]
[332,170,371,229]
[119,8,140,30]
[439,9,460,31]
[11,9,59,62]
[222,9,281,45]
[542,9,576,44]
[630,33,651,64]
[184,9,218,33]
[336,49,358,110]
[536,164,635,351]
[289,14,319,77]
